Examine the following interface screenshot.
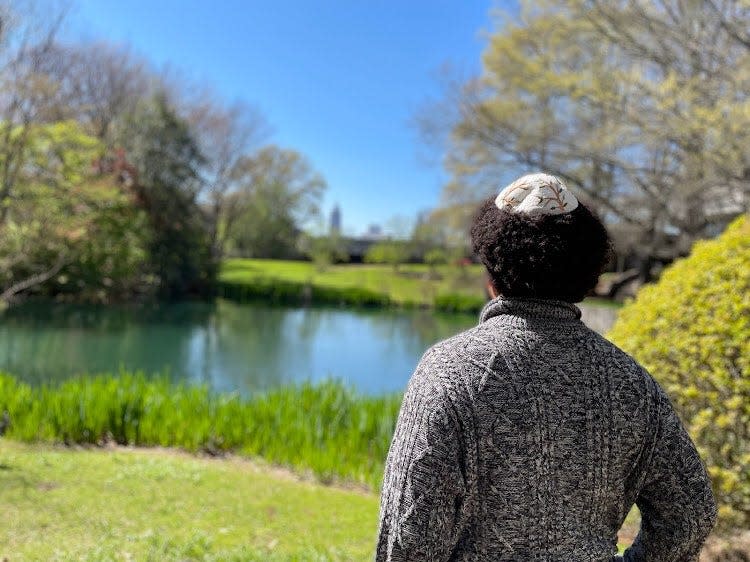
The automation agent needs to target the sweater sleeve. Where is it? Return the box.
[623,383,717,562]
[375,366,468,562]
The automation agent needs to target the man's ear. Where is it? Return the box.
[486,278,499,299]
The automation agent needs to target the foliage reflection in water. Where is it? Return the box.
[0,299,617,394]
[0,300,474,394]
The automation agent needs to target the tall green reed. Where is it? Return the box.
[0,371,402,490]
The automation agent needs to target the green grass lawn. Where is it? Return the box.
[0,440,379,561]
[219,259,621,313]
[220,259,487,307]
[0,440,641,560]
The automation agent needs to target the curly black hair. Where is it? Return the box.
[470,198,612,303]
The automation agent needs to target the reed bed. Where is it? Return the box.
[218,277,392,308]
[0,372,402,490]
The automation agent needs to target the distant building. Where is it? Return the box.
[334,224,383,262]
[365,224,383,239]
[330,205,341,234]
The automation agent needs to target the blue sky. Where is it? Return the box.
[66,1,514,236]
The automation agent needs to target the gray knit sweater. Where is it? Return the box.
[376,297,717,561]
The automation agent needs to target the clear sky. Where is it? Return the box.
[65,1,514,236]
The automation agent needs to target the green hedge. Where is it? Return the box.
[0,372,401,490]
[608,214,750,527]
[217,278,391,308]
[433,293,486,314]
[218,278,489,312]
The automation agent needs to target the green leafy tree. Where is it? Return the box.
[424,248,448,269]
[0,121,149,303]
[117,94,216,298]
[300,232,349,271]
[427,0,750,275]
[409,214,447,262]
[364,241,409,272]
[226,146,326,259]
[55,176,150,301]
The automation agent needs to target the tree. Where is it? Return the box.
[117,93,215,298]
[0,5,158,304]
[32,41,153,144]
[427,0,750,279]
[409,212,448,261]
[56,176,150,301]
[226,146,326,259]
[0,121,149,304]
[185,95,268,258]
[0,1,67,226]
[300,231,349,271]
[423,248,448,270]
[364,241,410,272]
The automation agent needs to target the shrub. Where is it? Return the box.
[608,214,750,528]
[434,292,486,314]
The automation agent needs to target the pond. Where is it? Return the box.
[0,300,618,395]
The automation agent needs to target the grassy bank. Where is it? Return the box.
[0,372,400,491]
[0,440,379,560]
[1,441,651,560]
[1,376,708,558]
[219,259,488,312]
[218,259,623,314]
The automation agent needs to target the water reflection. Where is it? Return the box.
[0,299,617,395]
[0,301,215,386]
[0,300,478,394]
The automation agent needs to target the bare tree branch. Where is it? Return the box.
[0,252,68,303]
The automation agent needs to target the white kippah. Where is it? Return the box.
[495,173,578,215]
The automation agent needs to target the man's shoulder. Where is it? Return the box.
[410,324,501,402]
[418,322,655,388]
[587,329,654,377]
[420,323,493,369]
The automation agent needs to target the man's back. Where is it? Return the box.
[376,297,716,561]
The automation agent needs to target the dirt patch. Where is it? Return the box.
[701,531,750,562]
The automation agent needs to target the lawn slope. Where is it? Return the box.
[0,440,379,561]
[219,259,487,311]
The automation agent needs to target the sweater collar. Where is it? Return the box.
[479,296,582,324]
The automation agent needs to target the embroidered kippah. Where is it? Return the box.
[495,173,579,215]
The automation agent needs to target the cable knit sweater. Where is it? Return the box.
[376,297,717,562]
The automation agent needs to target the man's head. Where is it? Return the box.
[470,173,612,303]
